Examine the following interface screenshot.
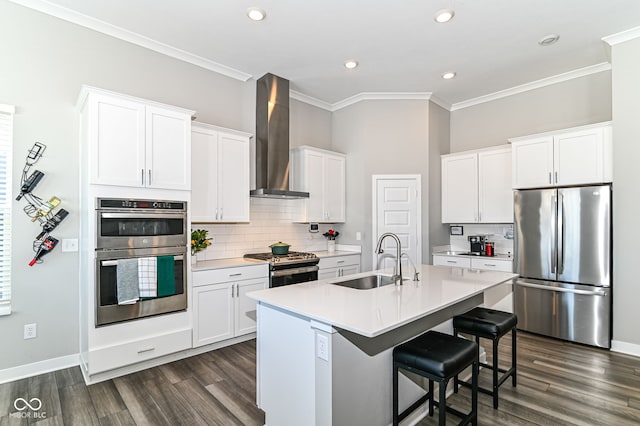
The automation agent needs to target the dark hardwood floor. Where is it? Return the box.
[1,332,640,425]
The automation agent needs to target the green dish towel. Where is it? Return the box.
[156,255,176,297]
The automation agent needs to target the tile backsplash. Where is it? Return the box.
[192,198,335,260]
[446,223,514,256]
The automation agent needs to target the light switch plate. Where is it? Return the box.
[61,238,78,252]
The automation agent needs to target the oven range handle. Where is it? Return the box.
[271,265,319,277]
[99,212,185,219]
[100,255,184,267]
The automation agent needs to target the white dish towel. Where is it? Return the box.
[138,257,157,298]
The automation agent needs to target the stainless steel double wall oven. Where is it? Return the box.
[95,198,188,326]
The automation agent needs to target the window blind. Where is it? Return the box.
[0,105,14,316]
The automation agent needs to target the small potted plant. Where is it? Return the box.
[323,229,339,253]
[191,229,212,261]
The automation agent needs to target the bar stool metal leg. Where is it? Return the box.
[512,328,517,386]
[438,378,448,426]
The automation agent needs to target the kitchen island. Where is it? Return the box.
[248,265,517,426]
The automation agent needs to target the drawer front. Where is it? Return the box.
[318,255,360,270]
[432,255,471,268]
[193,264,269,287]
[89,328,192,374]
[471,258,513,272]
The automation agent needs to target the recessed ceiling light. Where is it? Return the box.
[442,71,456,80]
[344,60,359,69]
[434,9,455,23]
[247,7,266,21]
[538,34,560,46]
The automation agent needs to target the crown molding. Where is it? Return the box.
[450,62,612,111]
[428,95,452,111]
[290,90,333,111]
[602,26,640,46]
[8,0,252,82]
[331,92,433,112]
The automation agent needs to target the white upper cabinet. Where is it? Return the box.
[510,122,612,189]
[442,146,512,223]
[80,86,194,190]
[191,122,251,223]
[291,146,346,223]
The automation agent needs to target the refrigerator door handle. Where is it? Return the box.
[516,281,608,296]
[558,193,565,274]
[550,194,557,274]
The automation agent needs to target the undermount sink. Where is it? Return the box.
[330,274,408,290]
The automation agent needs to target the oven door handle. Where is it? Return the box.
[100,255,184,267]
[271,265,319,277]
[99,212,185,220]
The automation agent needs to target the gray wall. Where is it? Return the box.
[290,99,332,150]
[0,2,329,371]
[450,72,612,152]
[427,102,451,256]
[331,100,429,271]
[611,37,640,347]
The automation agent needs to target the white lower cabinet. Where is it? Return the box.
[192,264,268,348]
[432,255,471,268]
[433,254,514,312]
[318,254,360,280]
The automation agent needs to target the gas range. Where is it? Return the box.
[244,251,319,267]
[244,251,320,287]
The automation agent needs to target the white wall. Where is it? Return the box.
[290,99,332,150]
[611,37,640,349]
[193,198,330,260]
[331,100,430,271]
[450,71,612,152]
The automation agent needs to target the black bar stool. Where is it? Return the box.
[393,330,478,426]
[453,307,517,409]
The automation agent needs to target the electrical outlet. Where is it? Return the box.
[356,232,362,241]
[316,333,329,361]
[24,323,37,339]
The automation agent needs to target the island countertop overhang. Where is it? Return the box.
[248,265,517,338]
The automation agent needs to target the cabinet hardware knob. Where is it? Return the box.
[229,273,242,277]
[148,169,152,185]
[137,347,155,354]
[141,169,145,185]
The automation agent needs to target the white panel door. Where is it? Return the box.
[218,132,250,222]
[305,151,325,222]
[146,106,191,190]
[193,284,233,347]
[441,153,478,223]
[191,127,218,222]
[478,147,513,223]
[511,137,554,189]
[90,93,145,187]
[323,154,346,222]
[554,127,605,186]
[235,278,267,336]
[373,176,420,273]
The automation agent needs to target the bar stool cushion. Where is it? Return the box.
[453,307,517,338]
[394,331,477,378]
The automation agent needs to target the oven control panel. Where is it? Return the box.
[97,198,186,211]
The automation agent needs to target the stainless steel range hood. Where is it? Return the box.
[250,73,309,199]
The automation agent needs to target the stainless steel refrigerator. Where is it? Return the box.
[513,184,612,348]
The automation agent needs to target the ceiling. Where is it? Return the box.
[14,0,640,109]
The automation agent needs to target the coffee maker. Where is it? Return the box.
[468,235,485,255]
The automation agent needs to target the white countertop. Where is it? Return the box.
[314,250,361,259]
[248,265,517,338]
[191,257,267,272]
[432,251,513,260]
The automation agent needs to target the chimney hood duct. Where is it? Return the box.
[250,73,309,199]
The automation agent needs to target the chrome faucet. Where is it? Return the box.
[375,233,404,286]
[401,252,420,282]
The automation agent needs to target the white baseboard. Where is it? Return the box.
[611,339,640,357]
[0,353,80,385]
[1,333,257,386]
